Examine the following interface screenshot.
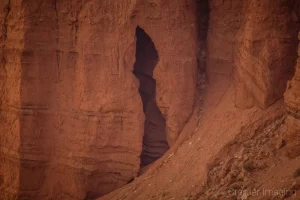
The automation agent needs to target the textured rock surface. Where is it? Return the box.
[195,0,209,79]
[284,31,300,158]
[0,0,23,198]
[2,0,300,199]
[0,0,197,199]
[132,0,197,144]
[50,1,144,198]
[96,1,300,199]
[234,0,299,108]
[205,0,242,107]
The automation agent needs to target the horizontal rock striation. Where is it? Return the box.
[0,0,197,199]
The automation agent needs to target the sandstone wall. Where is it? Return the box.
[1,0,300,199]
[205,0,243,107]
[234,0,299,108]
[0,0,144,199]
[205,0,299,109]
[132,0,197,144]
[284,31,300,158]
[52,1,144,198]
[0,0,197,199]
[0,0,24,198]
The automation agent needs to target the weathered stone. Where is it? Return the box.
[0,0,197,199]
[235,0,299,109]
[284,32,300,158]
[206,0,243,106]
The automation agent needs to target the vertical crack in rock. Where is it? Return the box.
[195,0,209,88]
[2,0,11,75]
[73,2,82,47]
[234,0,299,109]
[132,26,169,167]
[74,14,79,44]
[3,0,10,41]
[54,0,60,81]
[54,0,58,44]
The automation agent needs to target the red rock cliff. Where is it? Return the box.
[0,0,197,199]
[284,31,300,158]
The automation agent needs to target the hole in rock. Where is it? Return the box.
[133,26,170,167]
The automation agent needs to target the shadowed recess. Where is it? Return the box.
[132,26,169,167]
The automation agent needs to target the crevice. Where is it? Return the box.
[74,12,79,44]
[3,0,11,42]
[195,0,209,88]
[1,0,11,75]
[132,26,169,167]
[0,1,10,114]
[54,0,59,44]
[54,0,60,81]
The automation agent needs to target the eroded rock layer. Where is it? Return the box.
[0,0,197,199]
[0,0,24,198]
[132,0,197,144]
[235,0,299,109]
[284,31,300,159]
[205,0,242,107]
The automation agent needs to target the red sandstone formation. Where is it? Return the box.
[0,0,196,199]
[133,26,169,166]
[284,31,300,159]
[235,0,299,109]
[0,0,300,200]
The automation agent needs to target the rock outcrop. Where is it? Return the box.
[0,0,197,199]
[284,31,300,158]
[0,0,24,198]
[234,0,299,108]
[205,0,242,107]
[132,0,197,145]
[2,0,300,199]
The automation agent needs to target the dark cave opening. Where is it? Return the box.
[133,26,170,167]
